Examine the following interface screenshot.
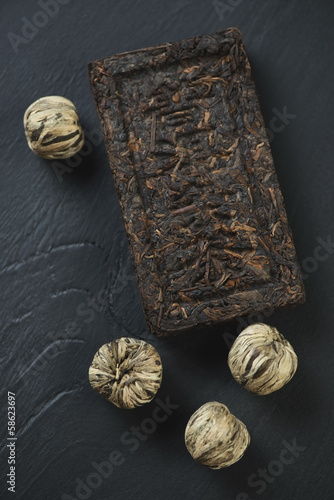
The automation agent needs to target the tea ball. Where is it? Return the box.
[23,95,84,159]
[88,337,162,409]
[185,401,250,469]
[228,323,298,395]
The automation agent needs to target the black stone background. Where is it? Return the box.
[1,1,333,499]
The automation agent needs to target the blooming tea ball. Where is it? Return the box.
[228,323,298,395]
[23,95,84,159]
[185,401,250,469]
[88,337,162,409]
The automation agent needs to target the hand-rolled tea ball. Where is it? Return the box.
[88,337,162,409]
[228,323,298,395]
[185,401,250,469]
[23,96,84,159]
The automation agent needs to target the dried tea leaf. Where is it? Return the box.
[185,401,250,469]
[228,323,298,395]
[23,95,84,159]
[89,337,162,409]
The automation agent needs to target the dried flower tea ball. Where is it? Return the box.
[88,337,162,409]
[228,323,298,395]
[185,401,250,469]
[23,95,84,159]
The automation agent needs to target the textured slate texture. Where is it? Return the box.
[0,1,333,499]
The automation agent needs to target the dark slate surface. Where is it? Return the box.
[0,1,333,499]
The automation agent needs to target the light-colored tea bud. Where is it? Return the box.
[23,95,84,159]
[88,337,162,409]
[228,323,298,395]
[185,401,250,469]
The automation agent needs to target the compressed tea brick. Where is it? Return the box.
[88,28,305,336]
